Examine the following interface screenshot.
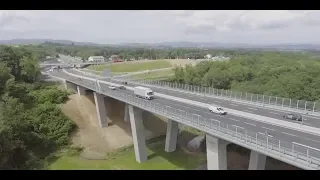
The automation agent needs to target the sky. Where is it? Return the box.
[1,10,320,45]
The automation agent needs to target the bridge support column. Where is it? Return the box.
[249,151,266,170]
[165,119,179,152]
[93,92,108,128]
[128,105,147,163]
[63,80,68,90]
[63,80,77,92]
[77,86,86,96]
[124,104,129,123]
[206,134,229,170]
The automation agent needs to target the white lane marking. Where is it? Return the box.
[244,110,254,113]
[303,138,320,144]
[269,112,280,115]
[244,122,256,126]
[155,98,217,117]
[230,104,238,106]
[282,132,297,137]
[229,118,239,122]
[262,127,275,131]
[214,101,221,103]
[248,107,258,111]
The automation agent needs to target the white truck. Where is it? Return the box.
[134,86,154,100]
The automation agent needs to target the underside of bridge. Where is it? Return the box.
[64,81,281,170]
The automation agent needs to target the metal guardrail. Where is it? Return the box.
[116,77,320,115]
[50,71,320,169]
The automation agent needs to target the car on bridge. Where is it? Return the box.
[283,113,303,121]
[208,104,227,115]
[109,85,116,90]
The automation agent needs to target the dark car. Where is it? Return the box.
[122,82,128,85]
[119,86,126,90]
[283,113,302,121]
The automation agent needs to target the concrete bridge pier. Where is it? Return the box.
[93,92,108,128]
[63,80,77,92]
[249,150,266,170]
[124,103,130,123]
[165,119,179,152]
[128,104,148,163]
[77,85,86,96]
[206,134,229,170]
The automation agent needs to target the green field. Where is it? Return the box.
[49,138,205,170]
[87,60,172,72]
[130,69,174,79]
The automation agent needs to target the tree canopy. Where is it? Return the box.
[0,46,74,169]
[170,52,320,102]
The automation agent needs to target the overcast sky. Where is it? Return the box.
[1,10,320,44]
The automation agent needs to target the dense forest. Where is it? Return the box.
[0,46,75,169]
[170,52,320,102]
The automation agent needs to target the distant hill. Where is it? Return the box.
[1,38,320,51]
[0,39,103,47]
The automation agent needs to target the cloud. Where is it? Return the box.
[0,10,320,44]
[154,10,320,33]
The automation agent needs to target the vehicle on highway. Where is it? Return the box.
[208,104,227,115]
[122,82,128,85]
[283,113,302,121]
[109,85,116,90]
[134,86,154,100]
[50,66,58,72]
[119,86,126,90]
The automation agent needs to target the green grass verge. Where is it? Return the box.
[87,60,172,72]
[182,126,205,136]
[130,69,174,79]
[48,137,205,170]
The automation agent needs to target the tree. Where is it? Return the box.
[20,55,40,83]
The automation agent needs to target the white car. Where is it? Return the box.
[208,105,227,115]
[109,85,116,90]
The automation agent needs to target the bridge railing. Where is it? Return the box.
[116,77,320,115]
[52,72,320,169]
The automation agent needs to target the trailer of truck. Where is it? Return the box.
[134,86,154,100]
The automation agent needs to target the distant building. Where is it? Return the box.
[110,55,123,62]
[205,54,212,59]
[110,55,119,61]
[88,56,105,62]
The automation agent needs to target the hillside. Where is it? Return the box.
[1,38,320,50]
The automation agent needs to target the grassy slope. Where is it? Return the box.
[130,69,174,79]
[49,138,205,170]
[87,60,172,72]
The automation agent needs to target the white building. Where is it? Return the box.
[88,56,105,62]
[205,54,212,59]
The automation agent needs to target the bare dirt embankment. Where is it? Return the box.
[60,92,167,159]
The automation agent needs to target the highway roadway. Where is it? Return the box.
[109,81,320,128]
[51,70,320,155]
[66,68,320,129]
